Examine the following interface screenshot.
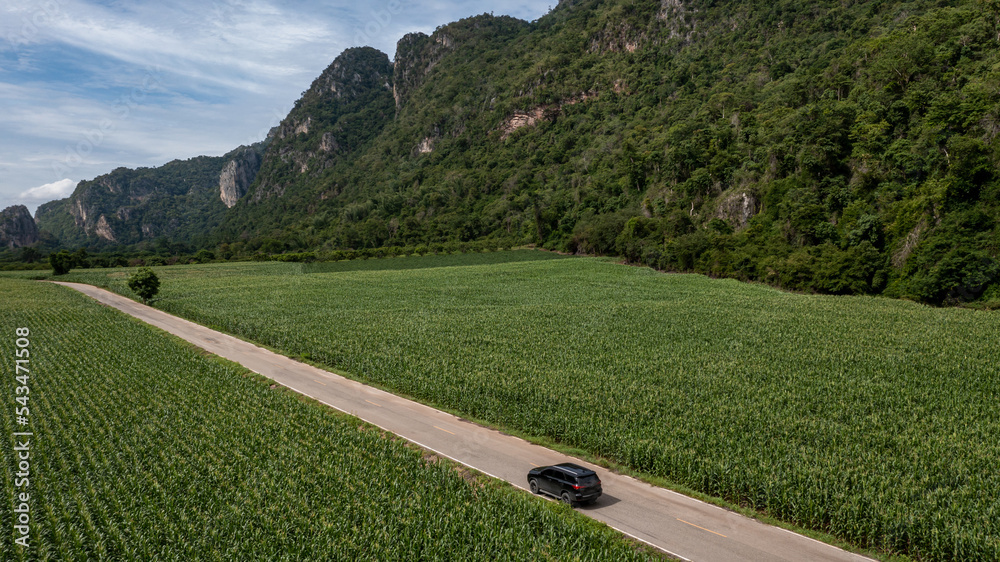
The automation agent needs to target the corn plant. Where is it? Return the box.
[0,277,657,561]
[46,251,1000,560]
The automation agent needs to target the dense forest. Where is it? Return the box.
[217,0,1000,306]
[34,143,266,248]
[23,0,1000,306]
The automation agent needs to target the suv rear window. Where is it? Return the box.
[577,475,599,486]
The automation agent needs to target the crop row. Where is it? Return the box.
[58,253,1000,560]
[0,278,658,561]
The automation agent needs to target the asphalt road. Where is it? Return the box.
[56,281,874,562]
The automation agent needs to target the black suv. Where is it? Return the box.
[527,463,602,506]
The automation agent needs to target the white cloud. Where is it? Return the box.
[19,178,77,200]
[5,0,339,92]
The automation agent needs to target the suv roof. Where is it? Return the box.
[555,463,595,476]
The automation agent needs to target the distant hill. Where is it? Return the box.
[0,205,39,249]
[35,143,266,249]
[37,0,1000,304]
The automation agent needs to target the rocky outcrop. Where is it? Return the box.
[74,198,88,226]
[499,93,597,139]
[219,148,263,208]
[320,132,339,153]
[715,191,759,230]
[893,219,927,268]
[501,106,554,139]
[0,205,39,249]
[415,137,436,154]
[94,215,116,242]
[294,117,311,136]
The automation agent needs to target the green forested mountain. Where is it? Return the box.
[35,143,266,249]
[42,0,1000,305]
[216,0,1000,305]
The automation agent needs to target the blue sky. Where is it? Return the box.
[0,0,549,214]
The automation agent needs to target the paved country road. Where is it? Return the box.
[55,281,875,562]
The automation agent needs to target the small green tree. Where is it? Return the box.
[193,249,215,263]
[127,267,160,304]
[49,251,73,275]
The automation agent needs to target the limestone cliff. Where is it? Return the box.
[35,143,266,247]
[715,191,759,231]
[219,148,263,208]
[0,205,39,249]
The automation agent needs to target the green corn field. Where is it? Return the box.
[47,251,1000,560]
[0,276,660,561]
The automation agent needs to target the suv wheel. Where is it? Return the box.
[560,491,573,506]
[529,479,539,494]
